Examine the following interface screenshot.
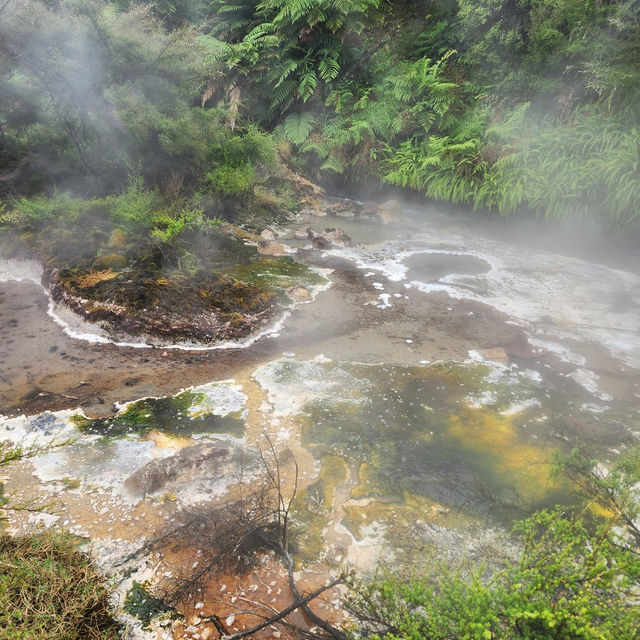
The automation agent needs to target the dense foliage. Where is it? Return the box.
[200,0,640,228]
[346,446,640,640]
[2,0,639,228]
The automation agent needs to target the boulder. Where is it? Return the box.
[319,227,352,248]
[108,228,127,248]
[361,201,380,216]
[326,200,359,218]
[378,199,402,224]
[276,228,296,240]
[312,235,331,250]
[258,240,288,256]
[124,443,230,497]
[285,285,312,302]
[260,229,276,240]
[308,227,353,249]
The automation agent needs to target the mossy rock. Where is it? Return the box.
[108,229,127,248]
[73,390,246,438]
[98,253,127,270]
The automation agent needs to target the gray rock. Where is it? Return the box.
[319,227,352,248]
[285,285,312,302]
[124,443,230,497]
[26,411,63,435]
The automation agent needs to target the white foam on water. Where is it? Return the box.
[329,231,640,392]
[500,398,542,416]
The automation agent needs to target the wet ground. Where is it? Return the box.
[1,203,640,639]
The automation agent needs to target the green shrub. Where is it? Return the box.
[207,164,255,197]
[103,179,159,234]
[348,508,640,640]
[10,193,87,226]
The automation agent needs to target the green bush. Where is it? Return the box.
[348,509,640,640]
[10,193,87,225]
[103,180,159,234]
[348,446,640,640]
[207,164,255,197]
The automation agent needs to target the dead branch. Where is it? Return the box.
[144,433,347,639]
[202,577,344,640]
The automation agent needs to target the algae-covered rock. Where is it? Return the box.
[108,228,127,248]
[48,249,281,344]
[98,253,127,270]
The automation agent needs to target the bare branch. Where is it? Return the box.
[201,577,344,640]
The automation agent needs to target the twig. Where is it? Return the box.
[34,386,78,401]
[203,577,344,640]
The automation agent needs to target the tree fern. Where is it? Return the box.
[282,112,316,143]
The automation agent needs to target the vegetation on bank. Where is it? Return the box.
[2,0,640,232]
[346,446,640,640]
[0,442,120,640]
[2,430,640,639]
[0,531,120,640]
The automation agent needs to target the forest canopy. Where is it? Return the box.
[1,0,639,228]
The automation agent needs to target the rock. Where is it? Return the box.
[285,285,312,302]
[299,208,327,217]
[294,229,311,240]
[124,443,230,497]
[361,201,380,216]
[258,240,288,256]
[326,200,360,218]
[260,229,276,240]
[108,228,127,248]
[477,347,510,366]
[26,411,63,434]
[312,235,331,250]
[100,253,127,270]
[378,199,402,224]
[319,227,352,248]
[276,228,295,240]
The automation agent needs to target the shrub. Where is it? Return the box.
[207,164,255,197]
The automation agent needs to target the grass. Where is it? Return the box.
[0,530,120,640]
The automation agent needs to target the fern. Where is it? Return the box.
[283,112,316,144]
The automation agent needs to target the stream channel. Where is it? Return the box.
[1,201,640,637]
